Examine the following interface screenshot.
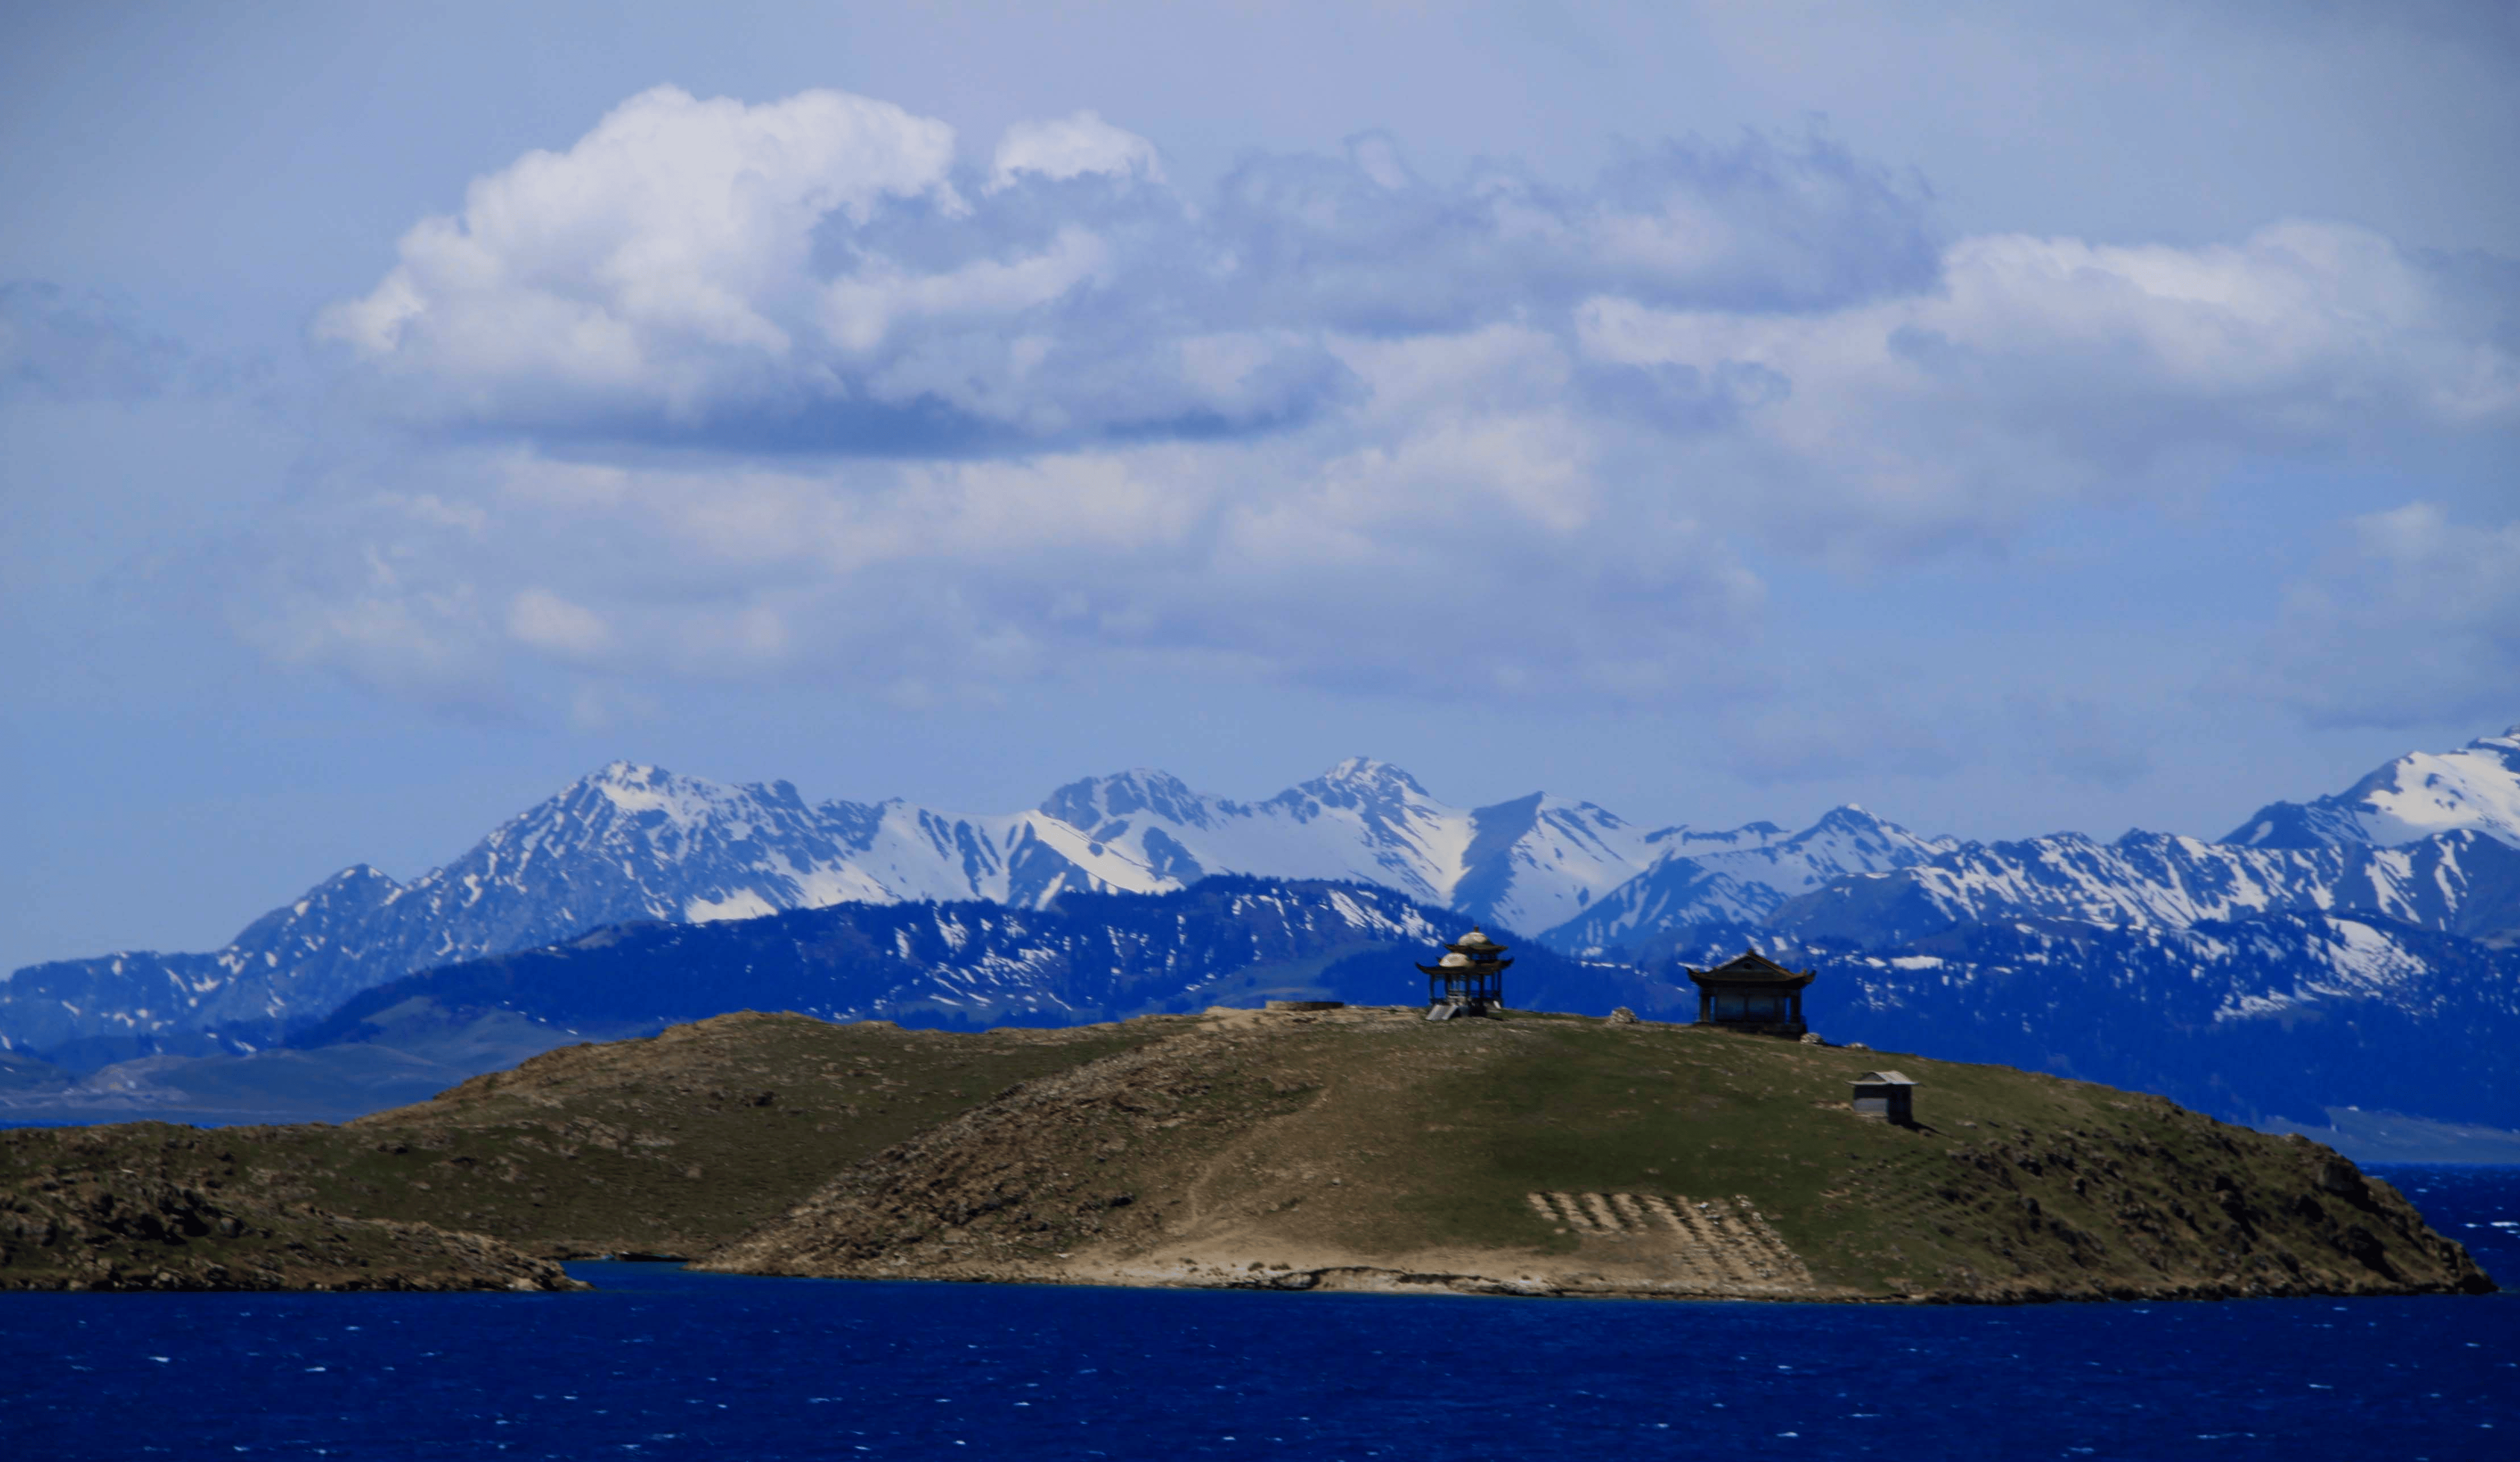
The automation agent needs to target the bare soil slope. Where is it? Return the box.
[701,1006,2494,1302]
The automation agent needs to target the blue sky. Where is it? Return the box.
[5,1,2517,968]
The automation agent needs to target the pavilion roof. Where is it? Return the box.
[1685,948,1813,985]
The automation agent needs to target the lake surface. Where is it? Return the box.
[4,1164,2515,1460]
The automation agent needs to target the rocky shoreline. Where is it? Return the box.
[1,1137,581,1292]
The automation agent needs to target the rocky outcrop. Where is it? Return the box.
[0,1131,579,1292]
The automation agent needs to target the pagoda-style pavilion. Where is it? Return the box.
[1684,948,1815,1038]
[1418,925,1511,1018]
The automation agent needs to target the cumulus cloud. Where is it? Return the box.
[316,85,963,422]
[2252,503,2520,729]
[271,85,2520,727]
[313,87,1943,444]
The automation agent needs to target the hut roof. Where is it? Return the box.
[1854,1071,1917,1087]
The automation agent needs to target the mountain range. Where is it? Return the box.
[0,757,1943,1067]
[8,725,2520,1138]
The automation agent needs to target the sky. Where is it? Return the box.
[4,0,2517,970]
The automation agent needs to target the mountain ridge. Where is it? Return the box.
[1765,826,2520,950]
[13,722,2520,1137]
[5,758,1927,1068]
[290,877,1677,1047]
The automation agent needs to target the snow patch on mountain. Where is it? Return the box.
[1543,805,1957,955]
[1027,759,1668,937]
[1772,826,2520,950]
[2228,726,2520,851]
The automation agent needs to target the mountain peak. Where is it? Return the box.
[574,761,728,820]
[1038,767,1212,830]
[322,863,387,881]
[1317,757,1429,795]
[2224,720,2520,851]
[1804,804,1918,839]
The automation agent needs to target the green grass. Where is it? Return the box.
[1198,1015,2486,1298]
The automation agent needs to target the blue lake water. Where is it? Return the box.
[3,1164,2516,1461]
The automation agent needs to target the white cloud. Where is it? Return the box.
[822,226,1111,353]
[988,111,1164,191]
[1576,220,2520,560]
[316,84,961,416]
[312,89,1946,443]
[245,317,1764,709]
[274,87,2520,725]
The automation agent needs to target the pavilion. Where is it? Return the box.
[1417,926,1511,1019]
[1683,948,1815,1038]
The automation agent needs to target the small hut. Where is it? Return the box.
[1683,948,1815,1037]
[1850,1071,1917,1126]
[1417,926,1511,1018]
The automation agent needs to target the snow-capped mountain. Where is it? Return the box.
[1768,826,2520,949]
[1027,759,1669,934]
[23,720,2520,1130]
[2,757,1723,1065]
[2227,725,2520,851]
[1540,805,1958,955]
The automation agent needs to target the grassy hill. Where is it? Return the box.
[3,1006,2495,1301]
[703,1007,2494,1302]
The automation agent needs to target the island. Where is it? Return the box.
[2,1006,2494,1301]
